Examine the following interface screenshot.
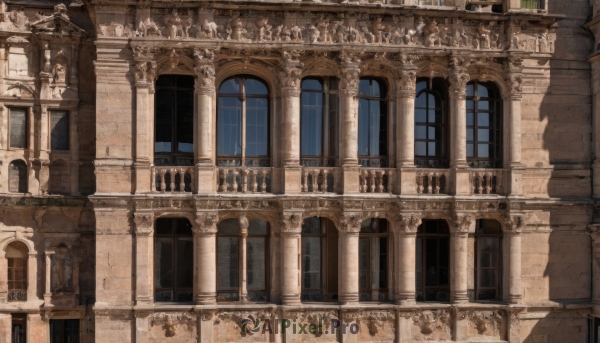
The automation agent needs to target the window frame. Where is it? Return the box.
[154,74,195,166]
[301,217,338,302]
[357,78,388,167]
[50,319,80,343]
[416,219,450,302]
[358,218,390,302]
[8,107,28,149]
[473,219,503,302]
[414,78,449,168]
[8,160,27,194]
[217,75,270,167]
[50,110,70,152]
[466,81,503,168]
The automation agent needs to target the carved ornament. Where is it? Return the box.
[193,212,218,234]
[396,214,422,234]
[134,213,154,235]
[339,213,363,233]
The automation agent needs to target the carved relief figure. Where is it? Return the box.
[475,22,491,49]
[227,17,246,41]
[165,9,184,39]
[254,18,272,41]
[138,17,161,37]
[52,244,73,293]
[424,19,442,47]
[308,24,320,44]
[199,19,218,39]
[8,8,29,31]
[290,25,302,42]
[52,51,68,85]
[314,16,331,42]
[372,18,386,44]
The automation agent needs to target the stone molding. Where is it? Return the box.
[133,213,154,235]
[338,212,363,233]
[396,213,422,233]
[193,212,218,234]
[280,212,303,234]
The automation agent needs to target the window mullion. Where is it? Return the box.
[241,94,247,165]
[323,86,329,159]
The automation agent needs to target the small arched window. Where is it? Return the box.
[154,75,195,166]
[466,81,502,168]
[416,220,450,302]
[6,241,28,302]
[301,217,338,302]
[300,78,338,166]
[8,160,27,193]
[472,219,502,301]
[415,78,448,168]
[217,76,270,167]
[358,78,388,167]
[359,218,390,301]
[154,218,193,302]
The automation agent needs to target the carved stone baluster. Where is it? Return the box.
[218,169,226,192]
[434,173,441,194]
[169,169,176,192]
[260,169,267,193]
[376,171,384,193]
[471,173,477,195]
[485,172,492,194]
[322,169,329,192]
[232,169,239,193]
[301,169,308,192]
[368,171,375,193]
[151,168,156,192]
[179,169,185,192]
[496,172,502,194]
[416,172,423,194]
[332,169,339,193]
[359,171,365,193]
[241,169,248,193]
[311,170,318,193]
[250,170,257,193]
[476,172,482,194]
[160,170,166,193]
[427,174,433,194]
[387,170,393,194]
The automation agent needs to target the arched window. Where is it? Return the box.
[358,78,388,167]
[416,220,450,302]
[154,218,193,302]
[472,219,502,301]
[301,217,338,302]
[359,218,389,301]
[6,241,28,302]
[8,160,27,193]
[300,77,338,166]
[466,81,502,168]
[217,76,269,167]
[154,75,194,166]
[415,78,448,168]
[217,218,270,302]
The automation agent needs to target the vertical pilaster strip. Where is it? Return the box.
[280,51,303,193]
[339,213,362,304]
[339,52,361,193]
[27,251,37,302]
[396,63,418,195]
[44,251,54,304]
[193,212,218,305]
[0,251,6,303]
[70,110,80,195]
[395,214,421,305]
[449,57,471,195]
[281,212,302,305]
[239,214,249,302]
[591,55,600,196]
[505,214,524,304]
[505,57,524,196]
[450,214,474,304]
[133,212,154,305]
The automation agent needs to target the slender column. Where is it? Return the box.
[193,212,218,305]
[133,60,156,193]
[69,110,80,195]
[396,69,417,167]
[27,252,37,301]
[450,214,473,304]
[505,214,524,304]
[339,55,361,167]
[281,213,302,305]
[193,49,217,165]
[339,213,361,304]
[0,251,6,303]
[395,214,421,305]
[449,58,470,168]
[44,251,54,304]
[281,56,302,166]
[505,57,524,196]
[133,213,154,305]
[239,215,249,302]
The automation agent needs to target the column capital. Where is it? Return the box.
[396,69,417,99]
[133,212,154,236]
[449,67,470,100]
[280,212,303,235]
[279,55,303,97]
[338,212,363,234]
[395,213,422,234]
[338,52,361,97]
[505,57,524,99]
[503,214,525,234]
[239,214,249,236]
[451,213,475,234]
[193,49,217,96]
[193,212,218,235]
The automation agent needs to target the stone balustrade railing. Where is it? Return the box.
[153,166,195,193]
[470,169,503,195]
[302,167,339,193]
[416,169,449,194]
[217,167,272,194]
[359,168,394,194]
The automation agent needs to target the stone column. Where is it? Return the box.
[134,310,152,343]
[280,54,303,193]
[449,57,470,195]
[133,59,156,193]
[133,212,154,305]
[395,214,421,305]
[339,54,361,193]
[193,49,218,194]
[281,213,302,304]
[193,212,218,305]
[505,214,524,304]
[396,68,418,194]
[505,57,525,196]
[69,110,80,195]
[339,213,362,304]
[44,251,54,305]
[450,214,473,304]
[27,251,37,301]
[239,215,249,302]
[0,251,6,303]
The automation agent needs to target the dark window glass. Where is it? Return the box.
[8,160,27,193]
[217,76,269,166]
[301,78,338,167]
[50,319,79,343]
[301,217,338,302]
[416,220,450,302]
[154,75,194,166]
[415,78,448,168]
[467,81,502,168]
[11,314,26,343]
[154,218,193,302]
[358,79,387,167]
[51,111,69,151]
[359,218,389,301]
[474,219,502,301]
[9,108,27,149]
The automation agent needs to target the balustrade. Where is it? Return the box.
[416,169,449,194]
[359,168,394,194]
[470,169,503,195]
[301,167,339,193]
[153,166,194,193]
[217,167,272,193]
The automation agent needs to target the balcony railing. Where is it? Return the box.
[416,169,449,195]
[359,168,394,194]
[217,167,272,193]
[152,166,194,193]
[302,167,339,193]
[470,169,503,195]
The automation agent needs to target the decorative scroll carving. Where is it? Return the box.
[449,56,470,99]
[193,212,218,234]
[452,214,474,233]
[504,214,524,233]
[339,51,361,96]
[339,213,363,233]
[397,69,417,98]
[280,53,303,97]
[505,57,523,99]
[396,214,422,234]
[281,213,302,234]
[133,213,154,235]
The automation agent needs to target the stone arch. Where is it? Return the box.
[302,57,340,78]
[215,60,279,95]
[467,63,509,98]
[302,212,338,227]
[4,240,29,301]
[155,52,195,76]
[416,61,451,79]
[154,212,195,225]
[8,159,27,193]
[49,158,70,195]
[0,237,36,255]
[360,58,400,97]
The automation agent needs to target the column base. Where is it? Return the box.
[195,293,216,305]
[339,293,359,305]
[283,165,302,194]
[450,293,469,304]
[196,164,216,194]
[135,296,153,305]
[397,167,417,195]
[281,294,301,305]
[395,293,416,305]
[341,166,360,194]
[509,294,523,304]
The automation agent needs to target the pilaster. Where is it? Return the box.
[193,212,218,305]
[505,57,524,197]
[396,65,418,195]
[281,51,303,194]
[338,213,362,304]
[504,214,524,304]
[133,212,154,305]
[280,212,302,305]
[449,56,471,195]
[450,214,474,304]
[394,214,421,305]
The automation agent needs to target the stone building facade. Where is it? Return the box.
[0,0,596,342]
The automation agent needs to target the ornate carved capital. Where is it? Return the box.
[281,212,303,235]
[134,213,154,235]
[452,214,475,234]
[339,213,363,233]
[280,56,303,94]
[193,212,218,234]
[397,69,417,98]
[505,57,523,100]
[503,214,525,233]
[449,69,470,99]
[239,214,249,235]
[396,214,422,234]
[193,48,217,94]
[339,51,361,97]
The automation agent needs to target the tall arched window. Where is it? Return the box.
[416,219,450,302]
[154,218,193,302]
[301,217,338,302]
[472,219,502,301]
[217,76,269,167]
[358,78,388,167]
[300,78,338,166]
[359,218,389,301]
[6,241,28,302]
[466,81,502,168]
[154,75,195,166]
[415,78,448,168]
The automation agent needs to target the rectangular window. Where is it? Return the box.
[521,0,543,9]
[7,258,27,301]
[50,111,69,151]
[9,108,27,149]
[50,319,79,343]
